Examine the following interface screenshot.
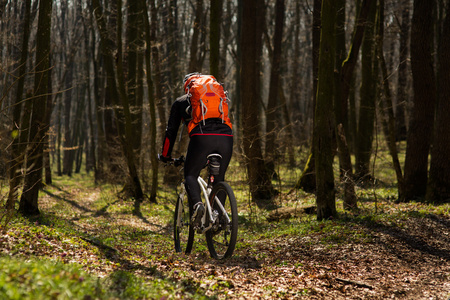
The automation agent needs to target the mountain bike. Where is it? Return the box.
[167,154,238,260]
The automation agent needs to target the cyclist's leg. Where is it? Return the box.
[184,134,233,206]
[205,135,233,208]
[209,135,233,183]
[184,136,208,208]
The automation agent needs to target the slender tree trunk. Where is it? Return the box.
[83,18,97,180]
[125,0,143,154]
[403,0,436,201]
[295,0,321,193]
[210,0,222,78]
[142,0,158,203]
[92,0,144,201]
[395,0,411,141]
[315,0,337,220]
[62,63,74,176]
[44,53,53,185]
[333,0,356,209]
[188,0,203,72]
[241,0,276,209]
[149,0,166,136]
[19,0,53,216]
[265,0,285,180]
[376,0,405,201]
[7,0,32,209]
[426,0,450,203]
[355,0,377,181]
[339,0,375,120]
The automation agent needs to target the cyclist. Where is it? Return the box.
[159,73,233,227]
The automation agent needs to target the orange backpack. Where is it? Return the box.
[184,74,232,133]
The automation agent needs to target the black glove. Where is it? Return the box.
[158,154,171,163]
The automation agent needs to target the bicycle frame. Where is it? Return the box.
[176,176,230,234]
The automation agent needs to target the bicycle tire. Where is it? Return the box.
[174,194,194,254]
[205,182,238,259]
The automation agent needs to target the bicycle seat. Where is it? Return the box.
[207,154,222,176]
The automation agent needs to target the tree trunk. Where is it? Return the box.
[333,0,356,209]
[210,0,222,78]
[44,53,53,185]
[403,0,436,201]
[142,0,159,203]
[426,0,450,203]
[7,0,32,209]
[241,0,277,209]
[265,0,285,180]
[149,0,166,135]
[395,0,411,141]
[339,0,375,127]
[355,0,377,181]
[62,63,74,176]
[19,0,53,216]
[188,0,203,72]
[337,124,357,209]
[376,0,405,201]
[315,0,337,221]
[92,0,143,201]
[295,0,321,193]
[125,0,143,154]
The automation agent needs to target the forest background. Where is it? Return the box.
[1,0,450,216]
[0,0,449,298]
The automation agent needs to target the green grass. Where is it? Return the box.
[0,256,208,300]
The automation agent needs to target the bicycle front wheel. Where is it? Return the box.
[174,194,194,254]
[206,182,238,259]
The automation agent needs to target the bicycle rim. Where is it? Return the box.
[174,195,194,254]
[206,182,238,259]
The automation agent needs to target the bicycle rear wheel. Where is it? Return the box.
[174,194,194,254]
[205,182,238,259]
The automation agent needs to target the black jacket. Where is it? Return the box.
[161,95,232,158]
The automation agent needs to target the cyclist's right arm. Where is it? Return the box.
[160,99,189,159]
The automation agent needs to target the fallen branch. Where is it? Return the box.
[335,277,374,289]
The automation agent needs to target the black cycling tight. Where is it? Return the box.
[184,134,233,207]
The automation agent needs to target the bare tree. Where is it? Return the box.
[91,0,143,201]
[19,0,53,216]
[265,0,285,179]
[7,0,32,209]
[240,0,276,209]
[210,0,222,78]
[426,0,450,203]
[402,0,436,202]
[315,0,337,220]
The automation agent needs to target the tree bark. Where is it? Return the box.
[19,0,53,216]
[241,0,277,209]
[7,0,32,209]
[92,0,144,201]
[142,0,159,203]
[402,0,436,201]
[149,0,166,136]
[395,0,411,141]
[210,0,222,78]
[189,0,203,72]
[315,0,337,220]
[265,0,285,180]
[426,0,450,203]
[376,0,405,201]
[355,0,377,181]
[295,0,321,193]
[125,0,143,154]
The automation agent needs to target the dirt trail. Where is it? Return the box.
[31,185,450,299]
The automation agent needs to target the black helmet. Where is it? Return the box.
[183,72,201,85]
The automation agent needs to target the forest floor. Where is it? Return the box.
[1,170,449,299]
